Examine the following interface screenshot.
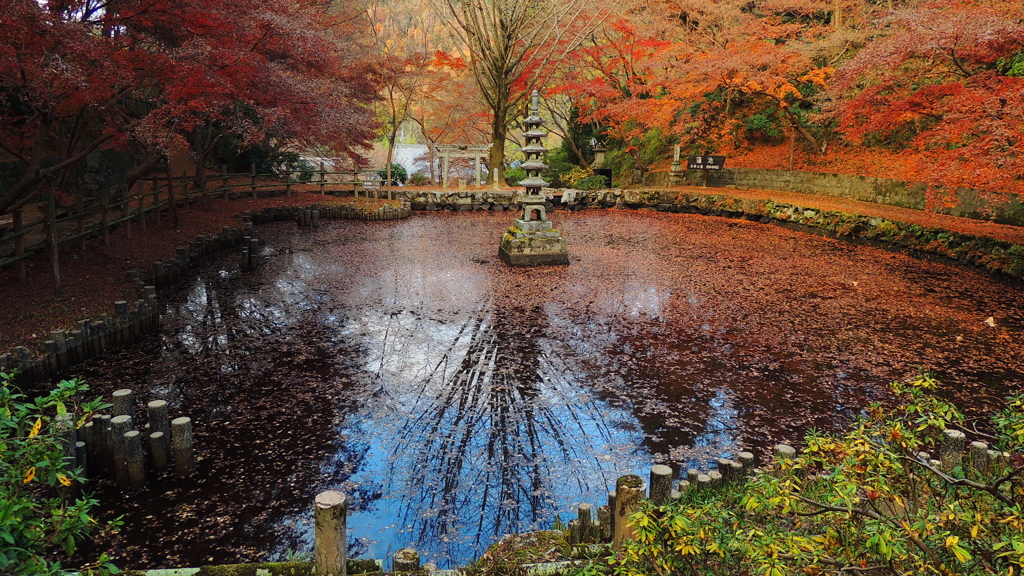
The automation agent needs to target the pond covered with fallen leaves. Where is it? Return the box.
[74,210,1024,569]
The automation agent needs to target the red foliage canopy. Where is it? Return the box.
[0,0,380,215]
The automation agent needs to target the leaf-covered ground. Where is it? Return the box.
[61,210,1023,571]
[3,185,1024,357]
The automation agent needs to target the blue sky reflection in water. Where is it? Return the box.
[71,210,1023,570]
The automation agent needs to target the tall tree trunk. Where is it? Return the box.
[385,129,398,200]
[427,144,437,185]
[490,108,507,187]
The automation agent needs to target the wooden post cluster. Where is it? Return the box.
[568,455,762,550]
[75,389,196,491]
[1,299,159,387]
[245,202,413,226]
[241,237,260,270]
[149,225,249,289]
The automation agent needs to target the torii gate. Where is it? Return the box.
[436,144,493,189]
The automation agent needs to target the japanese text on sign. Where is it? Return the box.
[687,155,726,171]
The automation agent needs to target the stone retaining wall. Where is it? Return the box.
[659,168,1024,226]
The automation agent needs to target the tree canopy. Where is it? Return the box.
[4,0,1022,205]
[0,0,379,215]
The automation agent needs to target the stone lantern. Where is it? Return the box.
[498,90,569,266]
[592,142,607,169]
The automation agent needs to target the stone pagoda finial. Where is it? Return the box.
[519,90,549,202]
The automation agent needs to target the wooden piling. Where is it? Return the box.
[112,389,135,420]
[149,431,169,472]
[148,400,171,463]
[110,415,134,487]
[649,465,673,505]
[607,490,616,537]
[577,503,595,544]
[774,444,797,460]
[741,448,757,471]
[969,441,989,476]
[940,429,966,472]
[54,414,76,467]
[83,419,101,476]
[597,505,611,542]
[676,480,690,496]
[101,414,114,472]
[612,474,644,550]
[393,548,420,572]
[314,491,348,576]
[248,238,258,269]
[171,416,195,477]
[729,460,744,481]
[123,430,146,489]
[148,400,171,438]
[75,441,87,480]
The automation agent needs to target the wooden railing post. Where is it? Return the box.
[76,196,86,250]
[123,184,132,239]
[284,162,292,198]
[221,165,228,198]
[198,163,208,209]
[180,170,190,209]
[167,172,179,229]
[153,178,162,227]
[250,163,257,199]
[100,188,110,246]
[140,180,152,233]
[46,184,61,295]
[319,162,326,195]
[13,209,25,282]
[181,170,191,210]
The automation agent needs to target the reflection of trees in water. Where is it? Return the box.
[340,303,644,564]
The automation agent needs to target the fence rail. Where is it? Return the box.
[0,163,386,280]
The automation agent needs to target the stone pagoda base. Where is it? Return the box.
[498,219,569,266]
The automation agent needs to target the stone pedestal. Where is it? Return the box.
[499,217,569,266]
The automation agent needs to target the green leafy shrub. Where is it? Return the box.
[574,175,609,190]
[560,166,593,188]
[377,162,407,184]
[543,147,576,187]
[505,167,527,186]
[744,112,783,140]
[408,173,430,186]
[583,374,1024,576]
[0,374,120,575]
[288,158,316,183]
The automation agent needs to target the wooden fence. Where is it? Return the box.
[0,163,384,286]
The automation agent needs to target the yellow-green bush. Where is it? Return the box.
[578,375,1024,576]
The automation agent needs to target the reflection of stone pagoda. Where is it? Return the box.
[498,90,569,266]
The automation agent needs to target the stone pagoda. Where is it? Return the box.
[498,91,569,266]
